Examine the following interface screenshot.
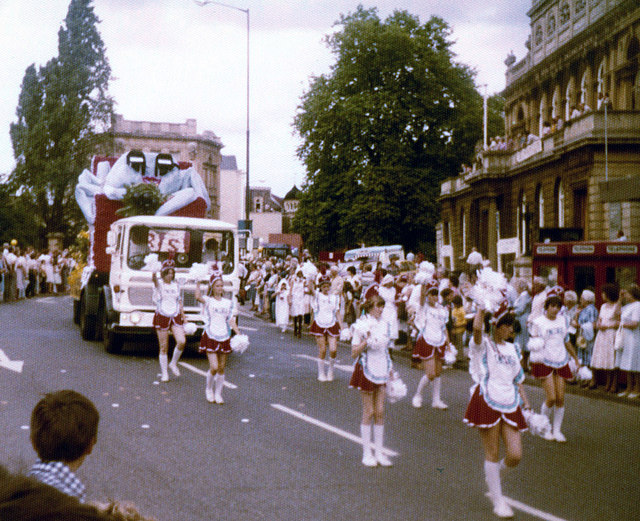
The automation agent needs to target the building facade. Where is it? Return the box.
[249,187,283,245]
[219,155,246,226]
[439,0,640,276]
[101,114,224,218]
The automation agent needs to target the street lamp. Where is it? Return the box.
[192,0,251,224]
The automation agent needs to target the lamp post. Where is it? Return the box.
[193,0,251,224]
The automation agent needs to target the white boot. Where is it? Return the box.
[317,359,327,381]
[412,375,429,408]
[159,353,169,382]
[484,460,514,518]
[552,406,566,442]
[214,374,225,404]
[168,348,183,376]
[360,424,377,467]
[541,403,555,440]
[327,357,335,381]
[431,376,448,409]
[205,372,215,403]
[373,425,392,467]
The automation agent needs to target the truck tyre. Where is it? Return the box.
[103,325,124,354]
[73,299,81,325]
[80,294,97,341]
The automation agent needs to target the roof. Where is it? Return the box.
[284,185,301,200]
[220,155,238,170]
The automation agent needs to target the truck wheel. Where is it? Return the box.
[73,299,81,325]
[103,327,124,354]
[80,295,97,341]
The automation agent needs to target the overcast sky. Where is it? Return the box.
[0,0,531,197]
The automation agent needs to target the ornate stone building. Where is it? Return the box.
[439,0,640,275]
[102,114,224,218]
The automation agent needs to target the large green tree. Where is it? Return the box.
[9,0,113,247]
[293,6,483,257]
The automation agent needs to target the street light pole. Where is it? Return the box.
[192,0,250,223]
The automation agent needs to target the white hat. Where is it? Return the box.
[381,274,394,286]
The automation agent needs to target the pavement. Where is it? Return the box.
[241,306,640,408]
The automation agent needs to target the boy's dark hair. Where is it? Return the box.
[347,266,356,275]
[451,294,463,307]
[30,390,99,463]
[440,288,453,300]
[601,282,620,303]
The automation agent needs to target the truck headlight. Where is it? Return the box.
[130,311,142,324]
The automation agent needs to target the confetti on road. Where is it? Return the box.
[153,381,160,385]
[112,403,119,408]
[103,392,109,396]
[60,369,67,373]
[241,419,250,423]
[20,425,29,430]
[141,424,150,429]
[249,374,255,378]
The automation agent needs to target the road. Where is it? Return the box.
[1,295,639,521]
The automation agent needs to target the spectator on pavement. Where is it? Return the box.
[27,390,100,502]
[289,269,308,337]
[576,289,598,372]
[589,283,621,392]
[378,274,399,346]
[616,284,640,398]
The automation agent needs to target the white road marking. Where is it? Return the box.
[178,361,238,389]
[239,326,258,331]
[0,349,24,373]
[292,353,353,372]
[503,496,569,521]
[271,403,399,457]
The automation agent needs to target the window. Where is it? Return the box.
[560,3,570,25]
[580,72,589,106]
[536,184,545,228]
[547,14,556,37]
[535,25,544,46]
[597,61,606,107]
[555,179,565,227]
[254,197,263,212]
[575,0,586,16]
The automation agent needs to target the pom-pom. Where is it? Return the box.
[471,267,508,313]
[230,334,250,354]
[386,370,407,403]
[444,343,458,365]
[418,261,435,276]
[527,337,544,352]
[577,365,592,382]
[188,262,210,281]
[523,409,552,438]
[183,322,197,335]
[339,327,352,342]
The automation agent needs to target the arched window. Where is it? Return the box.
[565,79,575,121]
[580,72,589,106]
[555,179,565,227]
[539,94,548,135]
[597,61,606,107]
[552,87,562,120]
[536,184,545,228]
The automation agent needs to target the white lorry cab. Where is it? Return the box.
[78,215,239,353]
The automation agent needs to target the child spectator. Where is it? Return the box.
[450,294,468,364]
[27,390,100,502]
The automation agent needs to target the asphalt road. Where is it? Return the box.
[1,295,639,521]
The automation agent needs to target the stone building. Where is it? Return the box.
[439,0,640,275]
[102,114,224,218]
[219,155,246,225]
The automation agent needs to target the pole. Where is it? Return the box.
[482,85,489,150]
[192,0,250,222]
[604,96,608,182]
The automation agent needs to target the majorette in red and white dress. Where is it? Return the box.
[199,295,237,353]
[349,314,392,392]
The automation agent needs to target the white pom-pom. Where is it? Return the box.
[527,337,544,352]
[143,253,162,272]
[577,365,592,382]
[230,334,249,354]
[339,327,352,342]
[472,267,508,313]
[188,262,210,281]
[523,409,552,438]
[444,343,457,365]
[183,322,197,335]
[386,371,407,403]
[419,261,435,276]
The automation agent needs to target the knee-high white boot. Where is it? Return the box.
[360,424,376,467]
[412,375,429,408]
[431,377,448,409]
[159,353,169,382]
[205,372,215,402]
[373,425,392,467]
[169,348,183,376]
[214,374,225,404]
[484,460,514,518]
[317,359,327,381]
[327,357,335,381]
[552,406,566,442]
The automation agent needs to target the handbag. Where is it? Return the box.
[614,324,625,352]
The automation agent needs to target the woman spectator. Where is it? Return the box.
[289,269,307,337]
[349,295,394,467]
[512,279,531,360]
[275,277,290,333]
[378,274,399,345]
[589,283,621,392]
[463,301,531,519]
[616,284,640,398]
[15,248,28,300]
[576,289,598,377]
[529,288,580,442]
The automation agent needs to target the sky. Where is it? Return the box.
[0,0,532,197]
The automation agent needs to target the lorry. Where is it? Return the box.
[73,152,239,353]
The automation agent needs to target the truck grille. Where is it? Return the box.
[127,288,198,308]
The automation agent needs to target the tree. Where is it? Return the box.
[293,6,483,256]
[8,0,113,247]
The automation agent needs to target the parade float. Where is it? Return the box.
[73,150,239,353]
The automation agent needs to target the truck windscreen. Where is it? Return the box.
[127,226,234,273]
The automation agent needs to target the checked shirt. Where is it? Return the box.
[27,460,86,502]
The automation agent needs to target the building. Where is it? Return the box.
[282,185,301,234]
[249,186,284,245]
[219,155,246,225]
[439,0,640,276]
[101,114,224,218]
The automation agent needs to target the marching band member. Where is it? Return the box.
[411,279,450,409]
[350,295,393,467]
[464,301,531,519]
[528,286,580,442]
[310,276,343,381]
[151,258,186,382]
[195,272,241,404]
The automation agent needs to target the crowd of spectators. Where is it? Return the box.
[0,242,75,303]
